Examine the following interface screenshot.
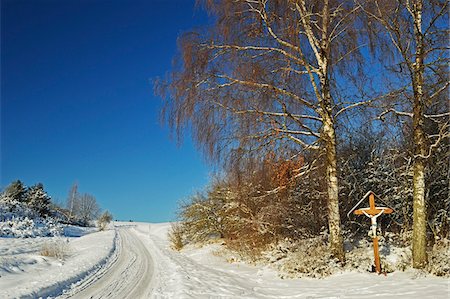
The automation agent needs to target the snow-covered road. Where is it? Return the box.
[66,226,155,299]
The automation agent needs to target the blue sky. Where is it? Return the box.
[1,0,212,222]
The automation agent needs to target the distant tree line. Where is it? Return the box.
[1,180,112,227]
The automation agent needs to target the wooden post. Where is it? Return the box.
[369,193,381,273]
[373,235,381,274]
[353,191,393,274]
[369,192,376,210]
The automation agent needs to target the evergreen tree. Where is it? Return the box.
[4,180,27,202]
[26,183,51,217]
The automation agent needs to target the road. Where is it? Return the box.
[67,226,155,299]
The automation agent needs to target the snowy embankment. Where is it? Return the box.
[0,226,117,298]
[140,223,450,299]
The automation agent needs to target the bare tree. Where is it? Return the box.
[66,182,79,219]
[359,0,449,268]
[159,0,372,262]
[75,193,100,226]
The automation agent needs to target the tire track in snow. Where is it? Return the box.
[66,226,155,299]
[135,225,259,299]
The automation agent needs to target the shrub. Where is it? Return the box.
[168,223,184,251]
[97,211,113,231]
[427,238,450,277]
[40,238,71,260]
[271,236,340,278]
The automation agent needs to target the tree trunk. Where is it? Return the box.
[411,0,428,269]
[323,115,345,263]
[319,48,345,262]
[412,154,427,268]
[317,0,344,263]
[411,74,428,268]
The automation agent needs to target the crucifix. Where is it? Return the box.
[352,191,393,274]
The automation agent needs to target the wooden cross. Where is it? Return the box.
[353,191,393,274]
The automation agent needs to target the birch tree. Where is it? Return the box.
[359,0,449,268]
[66,182,79,219]
[159,0,370,262]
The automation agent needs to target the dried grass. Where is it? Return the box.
[40,238,71,260]
[168,223,184,251]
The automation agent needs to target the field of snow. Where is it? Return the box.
[0,222,448,298]
[0,226,116,298]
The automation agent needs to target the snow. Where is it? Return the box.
[0,222,448,298]
[0,197,64,238]
[0,227,116,298]
[142,223,450,299]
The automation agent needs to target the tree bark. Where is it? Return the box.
[323,114,345,263]
[411,0,428,268]
[318,0,344,263]
[321,79,345,262]
[318,35,345,262]
[412,155,427,268]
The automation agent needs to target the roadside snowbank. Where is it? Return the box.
[0,227,117,298]
[147,222,450,298]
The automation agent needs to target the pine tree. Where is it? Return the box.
[4,180,27,202]
[26,183,51,217]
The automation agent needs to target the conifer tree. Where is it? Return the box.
[4,180,27,202]
[26,183,51,217]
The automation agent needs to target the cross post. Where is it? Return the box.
[353,192,393,274]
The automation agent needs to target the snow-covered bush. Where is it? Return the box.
[344,237,412,274]
[0,216,63,238]
[343,239,377,272]
[264,236,341,278]
[0,195,37,221]
[345,234,448,276]
[427,239,450,277]
[0,194,63,238]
